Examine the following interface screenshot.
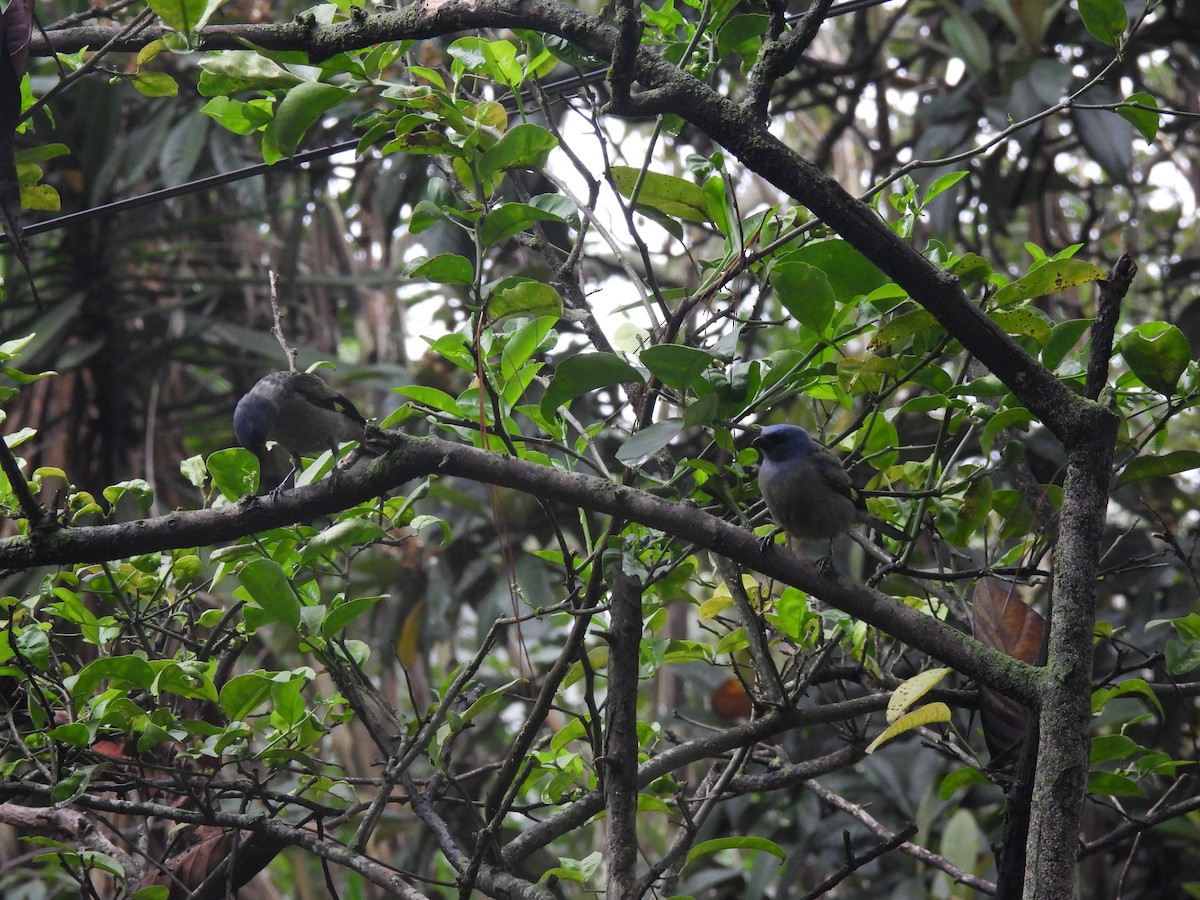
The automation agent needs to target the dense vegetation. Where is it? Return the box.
[1,0,1198,897]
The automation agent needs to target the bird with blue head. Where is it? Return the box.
[234,370,366,495]
[754,424,908,565]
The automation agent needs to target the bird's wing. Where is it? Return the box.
[294,375,367,425]
[811,449,855,500]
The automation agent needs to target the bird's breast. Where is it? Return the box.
[759,462,857,540]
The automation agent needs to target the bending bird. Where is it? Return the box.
[233,370,366,492]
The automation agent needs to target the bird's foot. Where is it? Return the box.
[759,526,784,553]
[815,554,838,576]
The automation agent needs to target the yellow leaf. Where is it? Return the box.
[887,667,952,722]
[699,596,733,619]
[867,702,952,754]
[395,600,425,668]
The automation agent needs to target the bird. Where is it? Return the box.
[233,370,367,494]
[753,424,909,563]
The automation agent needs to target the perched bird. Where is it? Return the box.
[233,370,367,492]
[754,424,909,561]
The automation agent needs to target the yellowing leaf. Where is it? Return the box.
[867,701,952,753]
[887,667,952,722]
[610,166,709,222]
[991,259,1107,308]
[395,600,424,668]
[699,595,733,620]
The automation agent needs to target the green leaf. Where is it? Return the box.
[1117,322,1192,394]
[938,767,990,800]
[769,261,834,332]
[1087,771,1143,797]
[948,252,993,287]
[201,97,273,135]
[1116,451,1200,487]
[717,14,767,62]
[131,71,179,97]
[48,722,93,748]
[1091,678,1163,717]
[788,239,888,301]
[479,123,558,179]
[924,170,969,204]
[20,183,60,212]
[479,202,565,247]
[302,518,388,563]
[610,166,709,222]
[1090,733,1138,765]
[485,277,563,323]
[639,345,719,394]
[198,51,302,96]
[270,677,306,727]
[207,447,259,500]
[68,655,156,702]
[991,259,1108,307]
[409,199,446,233]
[14,144,71,166]
[52,765,99,806]
[147,0,227,33]
[500,316,557,382]
[616,419,684,467]
[869,307,940,350]
[103,480,154,512]
[980,407,1034,454]
[322,596,384,636]
[132,883,171,897]
[237,558,301,630]
[270,82,349,156]
[407,253,474,284]
[151,660,218,702]
[220,672,276,721]
[1165,639,1200,675]
[540,851,603,884]
[1041,318,1095,370]
[990,307,1052,346]
[394,384,462,414]
[1118,92,1159,142]
[540,352,645,417]
[686,836,787,865]
[1078,0,1127,46]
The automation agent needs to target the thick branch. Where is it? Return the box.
[1023,423,1118,899]
[0,802,138,875]
[30,2,1113,443]
[745,0,835,118]
[603,567,642,899]
[503,694,888,866]
[1084,253,1137,400]
[0,431,1040,706]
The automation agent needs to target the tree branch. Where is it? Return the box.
[745,0,835,119]
[0,431,1040,705]
[0,802,138,876]
[603,566,643,899]
[27,0,1115,444]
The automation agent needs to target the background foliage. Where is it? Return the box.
[1,0,1199,897]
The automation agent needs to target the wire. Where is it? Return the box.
[2,0,901,246]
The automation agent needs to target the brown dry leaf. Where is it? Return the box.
[134,825,291,899]
[972,577,1046,769]
[972,577,1045,663]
